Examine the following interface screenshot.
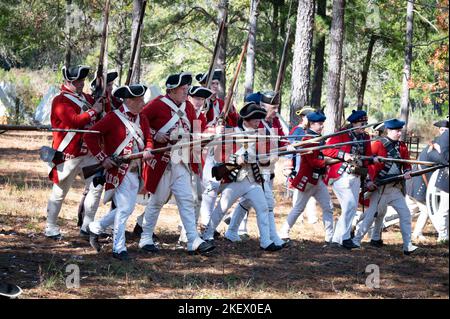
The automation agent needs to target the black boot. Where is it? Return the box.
[341,239,359,250]
[370,239,384,248]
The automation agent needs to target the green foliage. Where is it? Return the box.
[0,0,447,122]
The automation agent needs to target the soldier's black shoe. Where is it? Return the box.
[261,243,283,252]
[113,251,130,261]
[0,282,22,299]
[133,223,143,237]
[88,230,101,253]
[341,239,359,250]
[403,245,419,256]
[370,239,384,248]
[188,241,216,255]
[140,244,159,253]
[322,241,332,248]
[281,241,291,248]
[79,229,89,240]
[46,234,62,241]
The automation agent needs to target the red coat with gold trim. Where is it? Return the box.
[141,95,198,193]
[84,106,153,193]
[290,133,327,191]
[49,85,99,183]
[322,129,374,185]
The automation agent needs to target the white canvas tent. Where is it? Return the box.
[34,86,59,125]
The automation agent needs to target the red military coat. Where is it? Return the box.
[204,97,238,127]
[103,94,123,113]
[290,133,327,191]
[141,95,198,193]
[369,138,411,181]
[48,85,99,183]
[322,129,374,185]
[84,106,153,200]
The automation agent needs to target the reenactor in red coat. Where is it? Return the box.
[45,65,104,240]
[138,72,215,255]
[224,91,291,243]
[278,111,335,244]
[85,84,154,261]
[322,110,376,249]
[288,107,319,225]
[196,69,239,230]
[203,102,285,251]
[352,119,418,255]
[195,69,238,127]
[177,86,213,246]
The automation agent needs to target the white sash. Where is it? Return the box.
[113,110,145,156]
[63,93,90,111]
[158,97,191,135]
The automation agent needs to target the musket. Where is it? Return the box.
[362,164,449,199]
[205,16,227,90]
[211,140,370,181]
[219,35,250,123]
[261,138,379,159]
[92,0,111,107]
[125,0,147,85]
[357,155,439,167]
[273,120,386,153]
[0,124,100,134]
[81,135,259,179]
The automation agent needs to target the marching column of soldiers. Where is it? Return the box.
[42,64,449,261]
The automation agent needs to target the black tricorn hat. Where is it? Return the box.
[62,65,90,81]
[165,72,192,89]
[433,120,449,128]
[239,101,267,120]
[90,71,119,90]
[188,86,213,99]
[195,69,223,85]
[260,91,280,105]
[112,84,147,99]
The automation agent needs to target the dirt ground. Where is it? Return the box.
[0,131,448,299]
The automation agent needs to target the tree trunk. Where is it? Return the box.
[338,63,346,126]
[310,0,327,109]
[217,0,229,100]
[130,0,144,84]
[64,0,72,68]
[400,0,414,139]
[289,0,315,125]
[357,34,377,110]
[244,0,260,98]
[270,0,282,88]
[324,0,346,134]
